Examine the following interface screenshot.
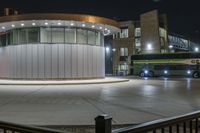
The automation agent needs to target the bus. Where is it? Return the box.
[131,52,200,78]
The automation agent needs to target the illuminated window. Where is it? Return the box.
[41,27,51,43]
[135,38,141,47]
[159,28,167,38]
[52,28,64,43]
[65,28,76,43]
[135,28,141,37]
[120,47,128,56]
[77,29,87,44]
[88,30,96,45]
[95,32,101,45]
[120,28,128,38]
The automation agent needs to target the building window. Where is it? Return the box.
[135,38,141,47]
[88,30,96,45]
[0,27,104,46]
[159,28,167,38]
[160,37,165,47]
[100,33,104,46]
[119,64,128,71]
[135,28,141,37]
[40,27,52,43]
[120,28,128,38]
[28,28,40,43]
[12,29,18,44]
[77,29,87,44]
[52,27,64,43]
[96,32,101,45]
[161,49,166,53]
[7,31,13,45]
[0,33,6,46]
[65,28,76,43]
[18,29,27,44]
[120,47,128,56]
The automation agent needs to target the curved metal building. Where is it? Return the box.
[0,13,119,79]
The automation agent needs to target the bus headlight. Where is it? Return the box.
[187,70,191,74]
[164,70,168,74]
[144,70,148,74]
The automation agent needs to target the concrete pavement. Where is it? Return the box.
[0,77,200,126]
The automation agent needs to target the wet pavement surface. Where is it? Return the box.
[0,77,200,125]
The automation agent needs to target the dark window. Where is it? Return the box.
[18,29,27,44]
[0,33,7,46]
[132,53,200,60]
[28,28,40,43]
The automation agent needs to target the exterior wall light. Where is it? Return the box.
[147,43,152,50]
[106,47,110,53]
[82,24,86,27]
[70,23,74,26]
[169,45,173,49]
[11,24,15,27]
[21,23,24,26]
[195,47,199,52]
[45,22,48,25]
[32,23,36,26]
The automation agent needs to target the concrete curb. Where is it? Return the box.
[0,79,129,85]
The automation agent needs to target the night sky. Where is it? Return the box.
[0,0,199,41]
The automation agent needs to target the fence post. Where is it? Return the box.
[95,114,112,133]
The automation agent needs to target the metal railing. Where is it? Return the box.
[1,110,200,133]
[95,111,200,133]
[0,120,66,133]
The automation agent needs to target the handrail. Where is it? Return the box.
[113,111,200,133]
[0,120,66,133]
[95,111,200,133]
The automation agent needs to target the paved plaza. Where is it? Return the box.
[0,77,200,126]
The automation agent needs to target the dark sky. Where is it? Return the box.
[0,0,200,41]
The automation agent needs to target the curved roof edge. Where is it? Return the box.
[0,13,120,28]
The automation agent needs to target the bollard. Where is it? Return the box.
[95,114,112,133]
